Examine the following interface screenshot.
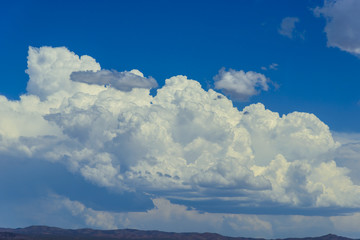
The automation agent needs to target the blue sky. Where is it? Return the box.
[1,0,360,238]
[2,0,360,132]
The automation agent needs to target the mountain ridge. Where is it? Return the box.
[0,226,357,240]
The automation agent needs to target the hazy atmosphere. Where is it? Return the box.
[1,0,360,238]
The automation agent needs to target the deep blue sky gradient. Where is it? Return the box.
[1,0,359,130]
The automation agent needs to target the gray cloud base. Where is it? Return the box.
[315,0,360,56]
[70,70,158,92]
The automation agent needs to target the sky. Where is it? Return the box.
[1,0,360,238]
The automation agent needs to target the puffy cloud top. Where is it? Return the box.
[1,46,360,209]
[26,46,101,99]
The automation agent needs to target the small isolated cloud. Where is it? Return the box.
[314,0,360,56]
[261,63,278,71]
[70,69,158,92]
[278,17,300,39]
[269,63,278,70]
[213,68,269,101]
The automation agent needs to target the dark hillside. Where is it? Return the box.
[0,226,356,240]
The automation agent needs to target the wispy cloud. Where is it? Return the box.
[261,63,279,71]
[278,17,300,39]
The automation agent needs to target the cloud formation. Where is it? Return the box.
[278,17,300,39]
[1,46,360,214]
[314,0,360,56]
[213,68,269,101]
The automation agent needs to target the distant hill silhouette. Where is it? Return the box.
[0,226,357,240]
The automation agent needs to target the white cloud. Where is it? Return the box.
[213,68,269,101]
[70,69,158,92]
[1,46,360,210]
[26,46,101,100]
[314,0,360,56]
[278,17,300,39]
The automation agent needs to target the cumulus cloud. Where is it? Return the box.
[213,68,269,101]
[314,0,360,56]
[1,46,360,212]
[70,69,158,92]
[278,17,300,39]
[25,46,101,100]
